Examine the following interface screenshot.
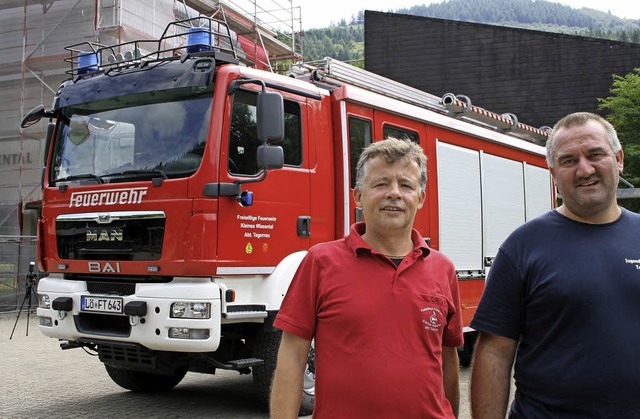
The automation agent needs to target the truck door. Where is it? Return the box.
[373,110,429,239]
[339,103,373,235]
[217,88,311,271]
[338,105,429,239]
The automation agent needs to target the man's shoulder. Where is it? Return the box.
[506,210,557,237]
[308,236,351,257]
[622,208,640,224]
[496,211,561,254]
[425,246,454,266]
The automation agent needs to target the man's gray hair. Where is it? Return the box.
[355,137,427,192]
[546,112,621,168]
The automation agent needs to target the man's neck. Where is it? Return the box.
[361,229,414,257]
[557,204,622,224]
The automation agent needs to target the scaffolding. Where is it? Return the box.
[0,235,39,313]
[181,0,303,71]
[0,0,301,239]
[0,1,302,288]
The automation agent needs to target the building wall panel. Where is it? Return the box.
[364,11,640,129]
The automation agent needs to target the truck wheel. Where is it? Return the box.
[104,364,188,392]
[253,330,315,416]
[300,339,316,415]
[458,331,478,368]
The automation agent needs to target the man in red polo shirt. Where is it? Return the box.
[270,138,463,418]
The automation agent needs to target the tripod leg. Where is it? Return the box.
[26,289,32,337]
[9,287,31,340]
[25,285,39,337]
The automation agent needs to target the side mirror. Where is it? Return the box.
[21,105,46,128]
[256,91,284,143]
[257,144,284,170]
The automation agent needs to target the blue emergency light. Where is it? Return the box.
[77,51,100,74]
[187,27,215,53]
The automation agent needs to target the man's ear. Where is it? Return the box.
[549,167,557,186]
[616,149,624,174]
[417,189,426,209]
[353,188,362,208]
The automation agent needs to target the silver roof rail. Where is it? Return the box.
[289,57,550,144]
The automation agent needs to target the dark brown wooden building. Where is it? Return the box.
[364,10,640,129]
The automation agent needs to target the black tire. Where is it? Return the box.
[104,364,188,392]
[458,331,478,368]
[253,330,315,416]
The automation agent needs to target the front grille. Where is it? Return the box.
[86,281,136,296]
[67,273,172,286]
[56,212,165,261]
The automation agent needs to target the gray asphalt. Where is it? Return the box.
[1,313,474,418]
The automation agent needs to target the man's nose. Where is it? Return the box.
[575,156,596,177]
[386,182,401,197]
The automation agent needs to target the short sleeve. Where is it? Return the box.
[443,265,465,348]
[470,248,524,340]
[273,250,321,341]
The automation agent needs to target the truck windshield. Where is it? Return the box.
[51,96,212,184]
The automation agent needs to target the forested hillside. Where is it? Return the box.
[301,0,640,62]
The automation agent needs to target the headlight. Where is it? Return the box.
[39,294,50,309]
[191,303,208,317]
[172,302,186,317]
[170,302,211,319]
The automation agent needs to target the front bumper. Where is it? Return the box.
[36,275,222,352]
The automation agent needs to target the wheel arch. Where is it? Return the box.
[255,250,307,310]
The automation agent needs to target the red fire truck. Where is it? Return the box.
[22,17,554,414]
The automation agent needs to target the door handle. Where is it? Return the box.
[297,216,311,238]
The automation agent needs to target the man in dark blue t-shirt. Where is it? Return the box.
[470,112,640,418]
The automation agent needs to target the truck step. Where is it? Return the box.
[223,310,268,320]
[228,358,264,368]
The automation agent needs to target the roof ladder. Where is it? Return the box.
[288,57,550,144]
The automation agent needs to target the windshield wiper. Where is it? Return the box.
[100,169,168,181]
[51,173,103,185]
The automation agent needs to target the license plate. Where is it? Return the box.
[81,295,123,314]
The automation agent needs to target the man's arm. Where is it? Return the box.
[470,332,518,419]
[269,331,312,419]
[442,345,460,418]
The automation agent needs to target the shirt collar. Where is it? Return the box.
[345,222,430,259]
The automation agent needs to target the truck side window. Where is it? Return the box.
[348,116,372,189]
[383,124,419,144]
[229,90,302,175]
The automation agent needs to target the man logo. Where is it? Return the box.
[86,228,123,242]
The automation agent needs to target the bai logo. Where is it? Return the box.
[625,258,640,270]
[88,261,121,273]
[420,306,443,332]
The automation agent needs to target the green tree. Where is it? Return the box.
[599,68,640,212]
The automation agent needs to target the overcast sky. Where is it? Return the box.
[298,0,640,29]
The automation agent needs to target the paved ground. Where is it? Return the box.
[1,312,475,418]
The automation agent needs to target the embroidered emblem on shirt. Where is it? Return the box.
[421,306,443,332]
